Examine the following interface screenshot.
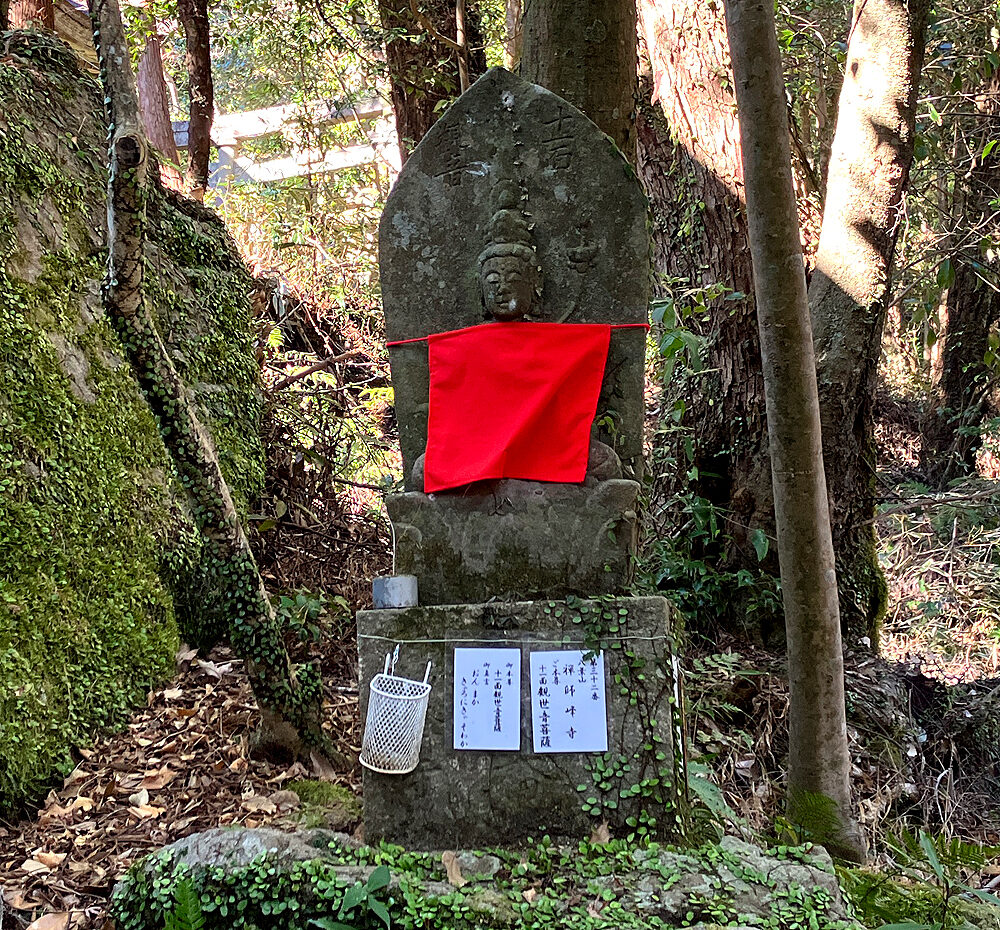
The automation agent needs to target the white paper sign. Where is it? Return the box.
[453,647,521,750]
[530,650,608,753]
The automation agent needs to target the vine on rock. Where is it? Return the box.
[88,0,331,759]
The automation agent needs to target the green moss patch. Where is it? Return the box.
[0,31,264,814]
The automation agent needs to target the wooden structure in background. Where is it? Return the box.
[172,95,399,188]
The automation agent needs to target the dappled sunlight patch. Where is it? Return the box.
[877,478,1000,683]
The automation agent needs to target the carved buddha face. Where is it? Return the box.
[480,247,539,321]
[478,183,540,321]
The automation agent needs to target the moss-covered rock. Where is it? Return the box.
[0,31,264,813]
[110,827,863,930]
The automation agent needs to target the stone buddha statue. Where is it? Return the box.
[379,68,648,604]
[409,180,622,490]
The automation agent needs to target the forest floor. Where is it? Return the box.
[0,643,364,929]
[5,455,1000,930]
[5,309,1000,928]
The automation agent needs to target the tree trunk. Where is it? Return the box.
[504,0,522,69]
[809,0,930,643]
[520,0,637,161]
[1,0,10,30]
[89,0,332,762]
[723,0,865,862]
[637,0,778,638]
[137,23,183,190]
[377,0,488,163]
[175,0,213,200]
[8,0,54,29]
[921,76,1000,486]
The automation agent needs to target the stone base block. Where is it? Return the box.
[356,596,681,849]
[386,478,639,606]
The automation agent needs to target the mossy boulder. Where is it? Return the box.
[110,827,862,929]
[0,31,264,813]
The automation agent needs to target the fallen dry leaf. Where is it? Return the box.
[35,852,66,869]
[441,851,468,888]
[176,646,197,664]
[310,751,338,782]
[128,804,165,819]
[587,900,605,918]
[268,790,300,812]
[163,688,184,701]
[128,788,149,807]
[589,820,611,844]
[37,804,73,826]
[522,888,538,904]
[21,858,52,875]
[139,769,177,791]
[195,659,232,679]
[5,889,43,910]
[242,796,277,814]
[27,911,72,929]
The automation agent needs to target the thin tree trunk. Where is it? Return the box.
[922,75,1000,486]
[1,0,10,30]
[504,0,522,69]
[89,0,332,762]
[724,0,865,863]
[809,0,930,643]
[520,0,637,161]
[137,22,183,190]
[176,0,213,200]
[8,0,54,29]
[923,266,999,484]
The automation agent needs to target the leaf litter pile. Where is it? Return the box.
[0,646,362,930]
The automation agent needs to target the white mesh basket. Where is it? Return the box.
[360,659,432,775]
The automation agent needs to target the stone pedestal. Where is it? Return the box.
[388,479,640,605]
[356,596,681,848]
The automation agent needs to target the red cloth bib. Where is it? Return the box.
[423,322,611,493]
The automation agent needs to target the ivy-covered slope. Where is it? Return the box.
[0,31,264,814]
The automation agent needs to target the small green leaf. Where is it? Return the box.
[367,864,391,892]
[750,528,769,562]
[369,898,392,929]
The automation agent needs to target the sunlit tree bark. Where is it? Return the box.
[637,0,775,637]
[809,0,930,642]
[137,18,183,190]
[377,0,487,162]
[9,0,54,29]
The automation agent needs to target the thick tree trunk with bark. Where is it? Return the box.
[520,0,637,161]
[8,0,54,29]
[176,0,213,200]
[89,0,332,761]
[922,76,1000,486]
[637,0,776,636]
[137,24,183,190]
[724,0,864,862]
[377,0,487,163]
[809,0,930,642]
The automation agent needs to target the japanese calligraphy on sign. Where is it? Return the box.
[453,647,521,750]
[529,650,608,753]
